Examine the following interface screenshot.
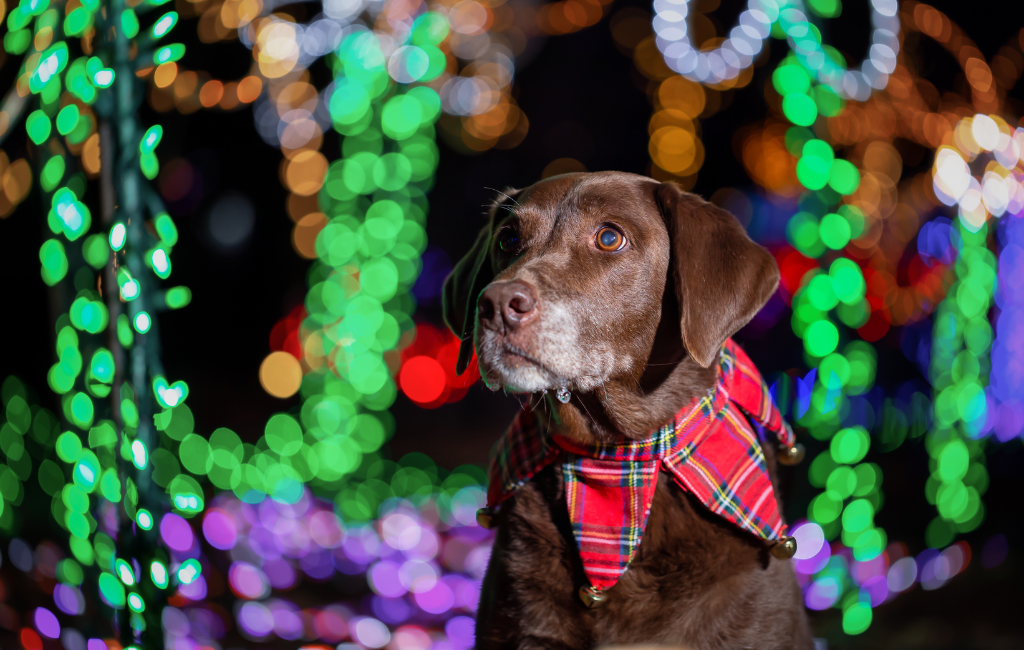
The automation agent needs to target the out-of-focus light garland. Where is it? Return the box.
[991,211,1024,441]
[0,153,34,216]
[2,380,496,648]
[653,0,776,86]
[622,0,1022,637]
[251,19,453,507]
[614,6,745,190]
[932,115,1024,230]
[143,62,264,114]
[123,461,491,648]
[537,0,613,36]
[197,470,491,646]
[3,0,1019,646]
[136,2,466,521]
[925,215,991,548]
[923,111,1024,548]
[766,10,883,636]
[144,1,556,154]
[142,0,561,414]
[0,0,200,646]
[653,0,900,101]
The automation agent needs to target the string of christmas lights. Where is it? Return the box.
[0,0,202,647]
[628,0,1021,637]
[3,1,1022,647]
[125,2,499,644]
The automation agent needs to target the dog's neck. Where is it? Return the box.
[546,359,717,443]
[542,297,720,443]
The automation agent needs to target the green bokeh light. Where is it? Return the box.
[804,319,839,357]
[782,93,817,127]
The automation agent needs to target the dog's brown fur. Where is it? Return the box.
[443,172,813,649]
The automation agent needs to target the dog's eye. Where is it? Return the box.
[596,226,625,251]
[498,229,520,254]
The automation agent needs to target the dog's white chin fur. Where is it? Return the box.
[481,363,553,393]
[475,300,625,393]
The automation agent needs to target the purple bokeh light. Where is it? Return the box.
[262,557,297,589]
[229,562,269,600]
[793,538,831,576]
[445,615,476,650]
[990,211,1024,441]
[371,595,412,625]
[53,584,85,615]
[238,601,274,639]
[791,522,825,560]
[415,579,455,614]
[369,560,406,598]
[804,577,840,610]
[886,556,918,593]
[178,574,207,601]
[203,509,238,550]
[309,510,345,548]
[351,617,390,648]
[268,599,303,640]
[300,548,335,579]
[851,553,887,584]
[190,487,497,647]
[34,607,60,639]
[859,574,889,606]
[161,513,195,552]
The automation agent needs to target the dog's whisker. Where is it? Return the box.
[571,389,599,424]
[483,202,517,215]
[485,186,522,208]
[514,394,530,411]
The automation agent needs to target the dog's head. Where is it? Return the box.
[442,171,779,397]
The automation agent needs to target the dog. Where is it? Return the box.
[442,172,813,649]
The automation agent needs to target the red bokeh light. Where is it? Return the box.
[400,356,447,404]
[21,628,42,650]
[858,299,891,342]
[398,323,479,408]
[775,246,818,305]
[270,305,307,360]
[436,341,478,390]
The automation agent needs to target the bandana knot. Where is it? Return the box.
[486,339,797,592]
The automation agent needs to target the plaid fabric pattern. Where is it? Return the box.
[487,339,797,592]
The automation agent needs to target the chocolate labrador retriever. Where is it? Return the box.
[442,172,813,649]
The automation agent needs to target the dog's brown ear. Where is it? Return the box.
[442,223,493,375]
[656,182,779,368]
[443,189,521,375]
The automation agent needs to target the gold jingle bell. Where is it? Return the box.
[777,442,806,466]
[578,585,608,608]
[771,536,798,560]
[476,507,497,530]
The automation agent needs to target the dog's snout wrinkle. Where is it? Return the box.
[479,281,538,334]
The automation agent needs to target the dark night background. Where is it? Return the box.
[3,1,1024,646]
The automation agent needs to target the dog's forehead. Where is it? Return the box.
[514,172,660,229]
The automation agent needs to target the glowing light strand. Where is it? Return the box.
[1,0,191,646]
[654,0,900,101]
[990,208,1024,442]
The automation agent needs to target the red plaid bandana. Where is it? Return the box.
[486,339,797,592]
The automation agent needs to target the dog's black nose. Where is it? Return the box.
[479,281,538,333]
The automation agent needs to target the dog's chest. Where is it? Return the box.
[477,468,811,650]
